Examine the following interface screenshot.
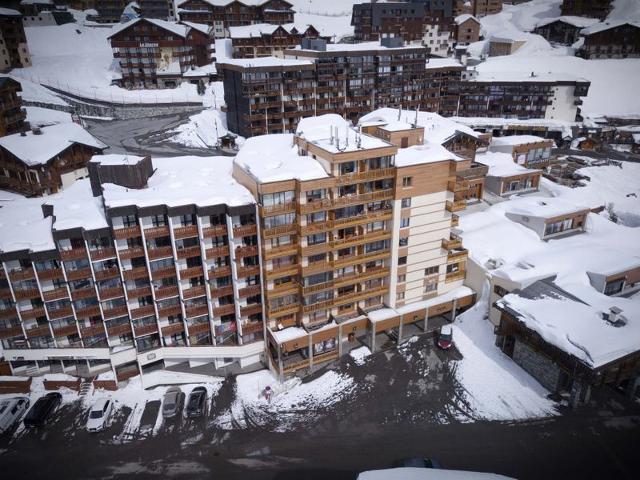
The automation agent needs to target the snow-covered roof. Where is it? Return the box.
[0,8,22,16]
[21,0,54,5]
[178,0,290,7]
[396,142,462,167]
[360,108,480,146]
[581,20,640,36]
[44,179,108,232]
[470,70,588,84]
[234,134,328,183]
[217,57,313,68]
[101,156,255,209]
[425,58,464,69]
[270,326,307,344]
[180,21,212,35]
[497,279,640,369]
[0,196,54,253]
[297,114,392,154]
[228,22,318,39]
[490,135,551,147]
[479,151,541,178]
[454,14,479,25]
[358,467,514,480]
[109,18,190,39]
[91,153,146,166]
[292,40,423,53]
[0,123,106,167]
[535,16,600,29]
[505,196,589,219]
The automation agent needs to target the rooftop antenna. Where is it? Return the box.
[345,124,349,148]
[330,125,334,145]
[397,104,402,121]
[357,125,362,148]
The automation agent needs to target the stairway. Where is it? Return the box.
[79,377,94,397]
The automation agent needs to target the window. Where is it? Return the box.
[425,266,438,276]
[397,274,406,283]
[402,176,412,187]
[396,292,405,301]
[493,285,509,297]
[122,215,137,227]
[398,256,407,266]
[151,215,167,227]
[400,218,410,228]
[399,237,408,247]
[307,233,326,245]
[401,198,411,208]
[425,283,437,293]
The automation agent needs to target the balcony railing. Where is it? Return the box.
[102,305,128,319]
[445,200,467,213]
[147,246,173,260]
[0,325,23,339]
[143,225,170,239]
[36,267,64,281]
[123,266,149,281]
[240,303,262,317]
[241,320,263,335]
[18,307,46,320]
[152,266,177,280]
[106,322,131,337]
[94,267,120,281]
[80,324,105,338]
[202,224,227,238]
[25,324,51,338]
[210,285,234,298]
[113,225,142,240]
[13,288,40,300]
[42,287,69,302]
[238,284,261,298]
[130,304,155,319]
[47,306,74,320]
[179,266,204,279]
[447,248,468,263]
[161,322,184,337]
[173,225,198,240]
[154,285,179,300]
[263,243,297,259]
[75,305,101,319]
[299,189,394,214]
[236,265,261,278]
[235,245,259,258]
[60,248,87,261]
[212,304,235,317]
[445,270,466,283]
[268,302,300,317]
[185,304,209,318]
[205,245,229,258]
[9,268,35,281]
[118,246,145,260]
[233,224,257,237]
[209,265,232,279]
[52,323,79,338]
[133,322,158,337]
[66,267,92,281]
[90,248,116,262]
[183,285,206,300]
[442,235,463,251]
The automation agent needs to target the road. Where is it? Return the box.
[1,333,639,480]
[83,113,229,158]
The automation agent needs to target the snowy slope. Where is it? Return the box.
[289,0,358,16]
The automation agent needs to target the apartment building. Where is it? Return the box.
[577,21,640,59]
[0,8,32,71]
[228,23,327,59]
[0,77,28,137]
[177,0,295,38]
[19,1,75,26]
[232,114,475,378]
[92,0,174,22]
[560,0,612,19]
[454,14,480,45]
[423,22,453,57]
[0,155,264,381]
[109,17,215,89]
[532,17,599,46]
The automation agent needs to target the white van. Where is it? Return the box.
[0,397,30,434]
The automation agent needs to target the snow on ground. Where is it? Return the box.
[452,284,558,421]
[11,23,203,105]
[543,162,640,226]
[11,75,69,107]
[349,346,372,366]
[170,106,243,149]
[290,0,357,16]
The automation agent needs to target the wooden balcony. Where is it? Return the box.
[269,281,299,298]
[173,225,198,240]
[130,304,155,319]
[157,304,181,318]
[447,179,468,193]
[18,307,46,320]
[202,224,227,238]
[335,266,389,289]
[74,305,101,319]
[36,267,64,281]
[147,246,173,260]
[152,266,177,280]
[179,266,204,279]
[98,286,125,300]
[241,321,263,335]
[60,248,87,261]
[123,267,149,281]
[144,225,170,239]
[259,201,295,216]
[154,285,179,300]
[13,288,40,300]
[267,302,300,317]
[263,243,297,259]
[330,230,391,250]
[183,285,206,299]
[212,304,235,317]
[445,270,466,283]
[9,268,35,281]
[0,325,23,339]
[90,248,116,261]
[209,265,232,279]
[333,249,390,269]
[0,287,11,300]
[52,323,79,338]
[313,350,339,365]
[102,305,128,319]
[25,324,50,338]
[71,287,96,301]
[240,303,262,317]
[185,304,209,318]
[302,280,334,295]
[134,322,158,337]
[334,167,395,185]
[264,264,298,280]
[118,246,145,260]
[283,357,310,374]
[205,245,229,258]
[238,284,261,298]
[161,322,184,337]
[451,214,459,227]
[80,324,105,338]
[187,322,211,336]
[442,236,463,251]
[235,245,259,258]
[42,287,69,302]
[301,298,334,314]
[333,285,388,307]
[210,285,234,297]
[445,200,467,213]
[126,286,152,299]
[447,248,468,263]
[107,322,131,337]
[299,189,394,214]
[176,245,202,259]
[94,267,120,281]
[233,224,257,237]
[236,265,261,278]
[66,267,92,281]
[113,225,141,240]
[301,242,331,257]
[262,224,297,238]
[47,306,74,320]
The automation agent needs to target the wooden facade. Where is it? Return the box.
[230,25,327,59]
[578,22,640,59]
[561,0,611,19]
[0,77,28,137]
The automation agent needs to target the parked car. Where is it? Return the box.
[0,397,30,434]
[437,324,454,350]
[86,398,113,433]
[162,387,183,418]
[391,458,443,469]
[185,387,207,418]
[23,392,62,428]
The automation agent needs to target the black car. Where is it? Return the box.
[23,392,62,428]
[185,387,207,418]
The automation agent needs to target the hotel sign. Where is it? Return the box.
[140,42,158,48]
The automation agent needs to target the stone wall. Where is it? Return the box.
[512,339,561,393]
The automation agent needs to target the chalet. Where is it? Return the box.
[108,17,215,89]
[578,20,640,59]
[0,77,28,137]
[495,278,640,406]
[570,136,600,151]
[480,151,542,198]
[488,35,526,56]
[503,197,590,240]
[560,0,612,20]
[89,0,174,23]
[489,135,554,168]
[612,126,640,154]
[532,16,599,45]
[177,0,295,38]
[454,14,480,45]
[0,123,107,196]
[228,23,327,58]
[587,260,640,297]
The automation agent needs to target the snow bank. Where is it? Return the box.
[358,467,515,480]
[140,370,223,389]
[349,346,372,366]
[170,108,244,149]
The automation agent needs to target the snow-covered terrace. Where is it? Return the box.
[479,151,541,178]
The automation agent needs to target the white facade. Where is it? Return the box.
[423,24,453,58]
[545,85,580,122]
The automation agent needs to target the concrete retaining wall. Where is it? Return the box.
[512,340,561,393]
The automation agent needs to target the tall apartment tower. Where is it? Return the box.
[0,8,32,71]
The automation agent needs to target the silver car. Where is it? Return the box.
[0,397,30,434]
[162,387,183,418]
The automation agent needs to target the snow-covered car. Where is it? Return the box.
[437,325,454,350]
[185,387,207,418]
[86,398,113,432]
[162,387,183,418]
[0,397,30,434]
